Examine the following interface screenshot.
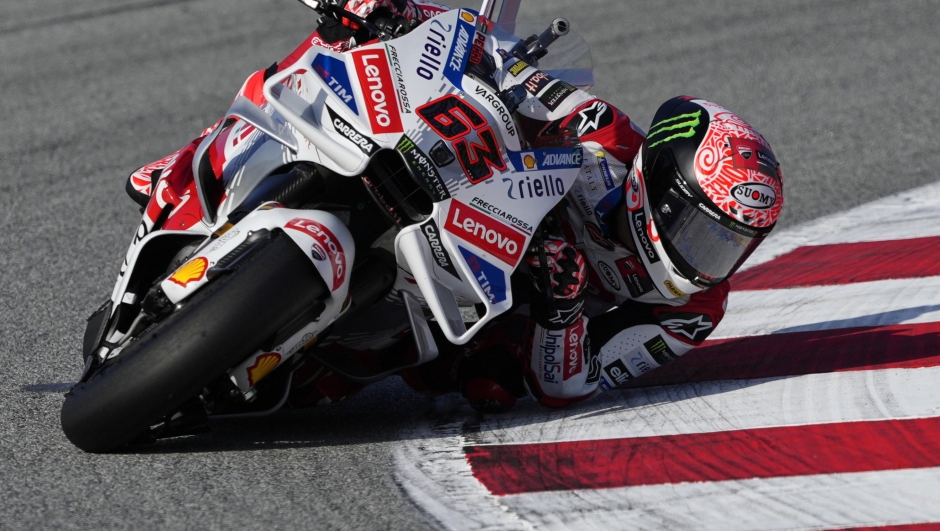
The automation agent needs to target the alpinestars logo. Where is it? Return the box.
[576,101,613,136]
[647,110,702,149]
[661,313,714,342]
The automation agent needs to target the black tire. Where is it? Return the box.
[61,232,326,453]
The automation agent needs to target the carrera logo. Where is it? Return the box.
[731,182,777,209]
[352,49,402,134]
[446,200,525,266]
[421,219,459,279]
[597,261,621,291]
[169,257,208,287]
[286,218,346,291]
[328,108,376,155]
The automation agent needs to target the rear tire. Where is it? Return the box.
[61,232,326,453]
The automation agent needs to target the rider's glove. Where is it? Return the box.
[526,238,588,329]
[340,0,415,29]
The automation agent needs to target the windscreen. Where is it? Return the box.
[489,22,594,90]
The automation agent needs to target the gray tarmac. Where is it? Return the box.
[2,0,939,529]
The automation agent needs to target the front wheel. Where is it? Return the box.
[61,231,327,453]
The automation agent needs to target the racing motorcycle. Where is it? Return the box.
[62,0,595,452]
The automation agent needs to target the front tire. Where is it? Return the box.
[61,232,326,453]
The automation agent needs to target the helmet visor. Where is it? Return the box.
[653,188,763,286]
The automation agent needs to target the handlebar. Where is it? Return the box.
[510,17,571,66]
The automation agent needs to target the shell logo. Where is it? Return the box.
[523,154,538,170]
[246,352,282,387]
[168,257,208,287]
[460,11,475,23]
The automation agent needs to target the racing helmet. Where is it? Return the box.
[624,96,784,298]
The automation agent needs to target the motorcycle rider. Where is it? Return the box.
[126,1,784,413]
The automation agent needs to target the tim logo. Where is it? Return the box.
[352,49,403,134]
[312,54,358,115]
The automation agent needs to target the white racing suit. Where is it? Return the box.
[443,32,732,409]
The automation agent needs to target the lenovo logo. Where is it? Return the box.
[352,49,402,134]
[445,200,525,266]
[286,218,346,291]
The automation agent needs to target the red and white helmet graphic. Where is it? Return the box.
[625,96,784,298]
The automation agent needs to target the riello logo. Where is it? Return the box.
[352,49,403,134]
[446,200,526,266]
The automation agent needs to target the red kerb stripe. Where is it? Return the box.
[733,236,940,290]
[837,524,940,531]
[622,322,940,388]
[465,416,940,496]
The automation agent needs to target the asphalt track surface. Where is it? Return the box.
[1,0,939,529]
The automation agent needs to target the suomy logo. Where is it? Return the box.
[446,200,526,266]
[352,49,402,134]
[731,182,777,209]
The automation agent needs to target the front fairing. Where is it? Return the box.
[187,8,587,344]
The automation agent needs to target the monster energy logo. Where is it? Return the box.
[397,136,416,153]
[647,110,702,148]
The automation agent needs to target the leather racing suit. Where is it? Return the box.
[399,24,732,410]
